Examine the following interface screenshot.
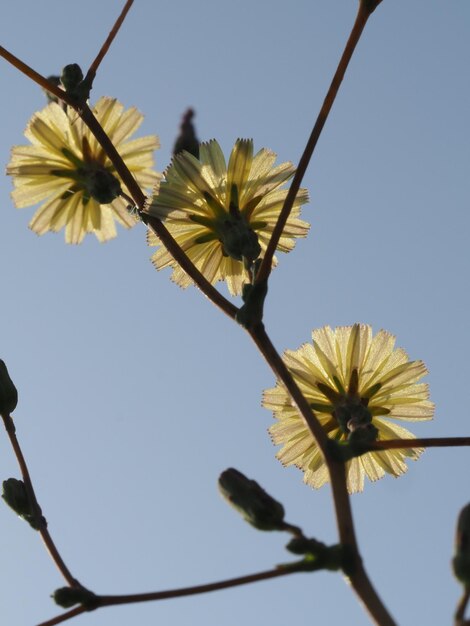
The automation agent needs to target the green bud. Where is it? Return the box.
[2,478,30,517]
[61,64,83,92]
[453,503,470,585]
[52,586,98,610]
[2,478,42,530]
[218,468,285,531]
[60,63,92,103]
[0,360,18,415]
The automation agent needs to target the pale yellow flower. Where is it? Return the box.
[145,139,309,295]
[6,97,159,244]
[263,324,434,493]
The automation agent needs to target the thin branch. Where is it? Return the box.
[256,1,372,284]
[247,324,396,626]
[77,104,238,319]
[36,606,86,626]
[0,46,75,106]
[369,437,470,451]
[86,0,134,83]
[97,567,293,607]
[1,414,80,588]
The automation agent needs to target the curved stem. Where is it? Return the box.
[36,607,86,626]
[369,437,470,450]
[1,415,80,587]
[256,1,371,284]
[97,567,293,607]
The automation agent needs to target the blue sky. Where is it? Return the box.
[0,1,469,625]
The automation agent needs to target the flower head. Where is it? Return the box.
[145,139,309,295]
[7,97,159,244]
[263,324,434,493]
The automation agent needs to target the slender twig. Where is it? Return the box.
[247,324,396,626]
[78,104,238,319]
[36,606,86,626]
[85,0,134,84]
[36,568,294,626]
[369,437,470,451]
[97,567,293,607]
[1,414,80,588]
[0,46,74,106]
[455,587,470,625]
[256,1,372,284]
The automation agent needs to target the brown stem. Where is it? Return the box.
[247,324,396,626]
[256,2,371,284]
[86,0,135,84]
[1,414,80,588]
[97,568,293,607]
[36,570,290,624]
[36,607,86,626]
[0,46,75,106]
[369,437,470,450]
[78,104,238,319]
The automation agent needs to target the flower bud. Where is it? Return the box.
[218,468,285,531]
[453,503,470,585]
[2,478,30,517]
[52,586,98,609]
[60,63,92,102]
[2,478,42,530]
[0,360,18,415]
[60,64,84,92]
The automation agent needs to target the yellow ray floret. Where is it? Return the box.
[7,97,159,244]
[263,324,434,493]
[145,139,309,295]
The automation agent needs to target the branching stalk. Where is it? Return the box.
[247,324,396,626]
[1,414,80,588]
[37,607,86,626]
